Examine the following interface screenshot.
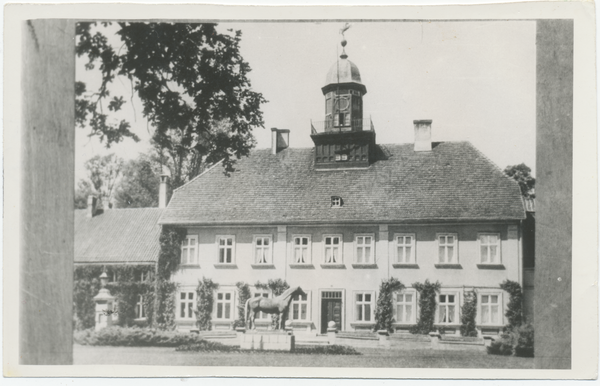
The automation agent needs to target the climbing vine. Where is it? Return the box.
[234,281,252,328]
[500,279,523,330]
[255,279,289,329]
[157,226,187,281]
[460,289,478,337]
[374,277,405,332]
[196,277,219,331]
[410,280,441,335]
[154,280,178,330]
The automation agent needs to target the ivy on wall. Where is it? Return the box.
[460,289,478,337]
[374,277,405,333]
[500,279,523,330]
[255,279,289,329]
[154,280,178,330]
[410,279,441,335]
[196,277,219,331]
[234,281,251,328]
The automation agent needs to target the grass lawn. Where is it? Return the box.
[73,344,534,368]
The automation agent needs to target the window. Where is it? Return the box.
[215,291,234,320]
[438,293,458,324]
[179,291,195,319]
[289,292,309,322]
[136,295,145,319]
[355,235,374,263]
[394,290,416,324]
[438,234,457,263]
[323,235,342,264]
[253,292,270,321]
[479,234,501,264]
[480,294,501,325]
[293,236,311,264]
[181,235,198,265]
[217,236,235,264]
[253,236,272,264]
[395,234,415,263]
[355,292,374,322]
[331,196,343,208]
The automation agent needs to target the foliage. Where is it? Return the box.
[76,22,267,187]
[73,265,154,330]
[487,323,534,357]
[74,179,95,209]
[196,277,219,331]
[84,153,124,206]
[114,152,162,208]
[460,290,478,337]
[234,281,252,328]
[374,277,405,332]
[74,326,204,347]
[500,280,523,330]
[175,342,360,355]
[176,341,239,352]
[504,163,535,198]
[294,345,360,355]
[154,280,178,330]
[410,280,441,335]
[157,226,187,280]
[255,279,290,329]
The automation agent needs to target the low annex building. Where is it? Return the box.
[158,38,527,336]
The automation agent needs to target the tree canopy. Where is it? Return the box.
[504,163,535,199]
[114,152,162,208]
[76,22,267,189]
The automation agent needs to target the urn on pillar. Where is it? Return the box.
[93,271,116,331]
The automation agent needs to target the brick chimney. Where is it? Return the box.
[414,120,432,152]
[159,167,171,209]
[271,128,290,155]
[87,195,98,218]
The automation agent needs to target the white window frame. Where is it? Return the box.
[181,235,198,266]
[437,233,458,264]
[136,294,145,319]
[178,291,196,320]
[289,290,311,322]
[252,291,271,321]
[216,235,235,264]
[393,289,417,324]
[354,291,375,323]
[394,233,416,264]
[437,292,459,325]
[323,235,343,264]
[479,291,504,326]
[354,234,375,264]
[214,290,235,321]
[253,235,273,265]
[331,196,342,208]
[478,233,502,265]
[292,235,312,264]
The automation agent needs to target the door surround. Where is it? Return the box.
[318,288,345,333]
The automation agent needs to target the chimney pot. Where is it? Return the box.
[159,167,171,209]
[414,120,433,152]
[271,128,290,154]
[87,195,98,218]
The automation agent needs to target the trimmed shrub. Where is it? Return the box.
[234,281,252,328]
[500,279,523,330]
[374,277,405,332]
[176,341,238,352]
[196,277,219,330]
[410,280,441,335]
[486,323,534,357]
[74,327,204,347]
[460,290,478,337]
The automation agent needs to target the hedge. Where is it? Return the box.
[74,326,204,347]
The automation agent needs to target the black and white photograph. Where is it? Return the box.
[4,1,597,381]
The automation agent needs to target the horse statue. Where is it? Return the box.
[244,286,305,330]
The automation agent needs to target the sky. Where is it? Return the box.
[75,20,536,182]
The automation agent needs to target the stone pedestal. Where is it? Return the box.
[327,321,337,345]
[93,288,115,331]
[429,331,442,349]
[240,331,295,351]
[377,330,391,347]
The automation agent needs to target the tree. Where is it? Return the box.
[83,153,124,207]
[74,179,94,209]
[114,152,162,208]
[76,22,267,189]
[504,163,535,198]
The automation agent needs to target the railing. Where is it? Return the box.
[311,118,375,134]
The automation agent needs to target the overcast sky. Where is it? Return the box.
[75,20,536,181]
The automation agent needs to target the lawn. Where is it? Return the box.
[73,344,534,368]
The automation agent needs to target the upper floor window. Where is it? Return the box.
[438,293,458,324]
[437,234,457,264]
[217,236,235,264]
[215,291,234,321]
[181,235,198,265]
[179,291,195,320]
[253,235,272,265]
[354,235,374,264]
[394,290,416,324]
[323,235,342,264]
[480,293,502,325]
[395,234,415,264]
[289,292,310,322]
[355,292,374,322]
[293,236,311,264]
[479,233,501,264]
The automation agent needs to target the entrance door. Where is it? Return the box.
[321,291,343,334]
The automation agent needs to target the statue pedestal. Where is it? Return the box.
[240,330,295,351]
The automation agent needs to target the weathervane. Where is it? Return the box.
[339,23,351,59]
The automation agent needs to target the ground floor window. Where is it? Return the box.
[438,293,458,324]
[253,291,270,321]
[290,292,309,321]
[136,294,145,319]
[355,292,374,322]
[179,291,195,319]
[394,290,416,324]
[215,291,234,320]
[480,293,501,325]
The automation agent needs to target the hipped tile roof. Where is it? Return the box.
[159,142,525,225]
[75,208,163,264]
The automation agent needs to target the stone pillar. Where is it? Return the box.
[93,272,116,331]
[327,321,337,345]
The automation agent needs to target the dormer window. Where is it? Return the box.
[331,196,343,207]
